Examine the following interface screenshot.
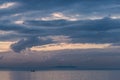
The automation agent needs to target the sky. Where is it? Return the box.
[0,0,120,68]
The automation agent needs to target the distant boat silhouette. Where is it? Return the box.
[30,69,35,72]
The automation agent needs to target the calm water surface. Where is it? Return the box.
[0,70,120,80]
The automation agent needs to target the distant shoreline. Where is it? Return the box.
[0,66,120,71]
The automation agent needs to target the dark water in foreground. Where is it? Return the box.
[0,70,120,80]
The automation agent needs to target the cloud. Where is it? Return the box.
[14,20,24,25]
[22,17,120,32]
[10,35,72,53]
[0,23,45,35]
[0,30,13,35]
[0,0,119,21]
[40,12,79,21]
[1,17,120,52]
[31,43,111,51]
[1,48,120,69]
[10,36,53,53]
[0,55,3,60]
[0,2,18,9]
[0,0,120,53]
[62,17,120,31]
[46,35,71,43]
[23,19,72,28]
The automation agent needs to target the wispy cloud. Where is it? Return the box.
[40,12,79,21]
[14,20,24,25]
[31,43,111,51]
[0,2,18,9]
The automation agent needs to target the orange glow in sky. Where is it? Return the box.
[0,41,111,52]
[0,42,13,52]
[31,43,111,51]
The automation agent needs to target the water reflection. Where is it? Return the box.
[10,71,31,80]
[0,71,10,80]
[0,70,119,80]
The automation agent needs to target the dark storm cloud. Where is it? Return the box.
[1,17,120,48]
[0,0,120,18]
[0,0,80,16]
[10,36,53,53]
[0,0,119,20]
[60,18,120,32]
[56,18,120,43]
[70,31,120,43]
[0,23,45,34]
[22,17,120,43]
[24,17,120,31]
[24,19,72,27]
[1,17,120,33]
[0,0,120,53]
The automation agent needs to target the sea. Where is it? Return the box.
[0,70,120,80]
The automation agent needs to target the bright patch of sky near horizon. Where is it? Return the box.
[0,41,111,52]
[0,42,13,52]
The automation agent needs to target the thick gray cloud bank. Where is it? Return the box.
[10,37,53,53]
[0,0,120,52]
[7,17,120,52]
[1,49,120,69]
